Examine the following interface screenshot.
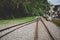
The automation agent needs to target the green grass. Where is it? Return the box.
[51,21,60,27]
[0,16,35,24]
[52,21,60,27]
[54,23,60,27]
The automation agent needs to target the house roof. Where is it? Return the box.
[47,0,60,5]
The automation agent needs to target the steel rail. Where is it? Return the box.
[40,17,55,40]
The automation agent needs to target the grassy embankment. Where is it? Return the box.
[0,16,35,24]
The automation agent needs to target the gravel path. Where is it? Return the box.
[0,20,52,40]
[41,17,60,40]
[0,22,23,30]
[0,17,60,40]
[0,22,36,40]
[38,21,52,40]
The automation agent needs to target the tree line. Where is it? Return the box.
[0,0,49,19]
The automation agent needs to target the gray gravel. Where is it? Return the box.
[0,22,23,30]
[0,20,52,40]
[0,22,36,40]
[41,17,60,40]
[0,17,60,40]
[38,21,52,40]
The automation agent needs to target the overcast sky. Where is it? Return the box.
[47,0,60,5]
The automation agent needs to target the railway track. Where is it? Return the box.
[40,17,55,40]
[0,17,55,40]
[34,17,55,40]
[0,18,37,38]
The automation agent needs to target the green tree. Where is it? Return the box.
[0,0,49,19]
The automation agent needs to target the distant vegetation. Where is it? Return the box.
[0,0,49,19]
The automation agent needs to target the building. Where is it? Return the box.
[47,0,60,18]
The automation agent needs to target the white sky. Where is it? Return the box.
[47,0,60,5]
